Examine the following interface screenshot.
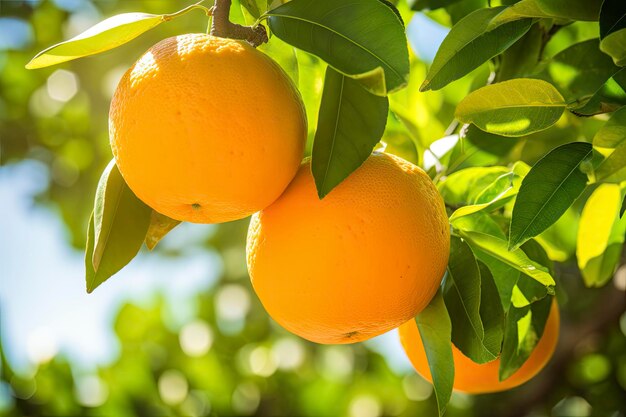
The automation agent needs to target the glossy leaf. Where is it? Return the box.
[456,79,566,137]
[461,230,556,289]
[534,207,579,262]
[449,163,528,222]
[447,125,518,172]
[266,0,410,96]
[240,0,268,18]
[594,106,626,182]
[600,0,626,39]
[473,250,519,311]
[444,237,500,363]
[311,67,388,198]
[499,295,553,380]
[570,68,626,116]
[477,262,505,356]
[452,211,506,240]
[26,13,164,69]
[495,24,543,82]
[601,29,626,67]
[421,7,532,92]
[87,161,152,293]
[145,211,181,251]
[415,290,454,417]
[490,0,602,28]
[535,39,621,103]
[593,107,626,182]
[509,142,592,250]
[438,166,509,206]
[409,0,464,11]
[469,234,553,311]
[577,184,626,287]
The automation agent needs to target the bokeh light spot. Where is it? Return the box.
[179,320,213,357]
[349,394,381,417]
[158,370,188,405]
[47,69,78,103]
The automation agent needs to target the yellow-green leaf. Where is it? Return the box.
[415,290,454,417]
[489,0,601,29]
[594,106,626,182]
[455,79,566,137]
[601,28,626,67]
[576,184,626,287]
[26,13,164,69]
[145,211,181,251]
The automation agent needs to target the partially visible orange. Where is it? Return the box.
[246,152,450,344]
[109,34,306,223]
[399,300,560,394]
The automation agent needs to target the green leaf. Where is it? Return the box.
[447,126,518,172]
[594,106,626,182]
[415,290,454,417]
[489,0,602,28]
[535,39,621,103]
[84,213,96,290]
[444,237,500,363]
[521,239,553,275]
[509,142,592,250]
[258,36,300,85]
[26,13,164,69]
[499,295,553,380]
[577,184,626,287]
[456,79,566,137]
[495,23,543,82]
[601,29,626,67]
[311,67,388,198]
[145,211,181,251]
[87,161,152,293]
[438,166,510,206]
[409,0,464,11]
[452,211,507,240]
[473,250,519,311]
[570,68,626,116]
[600,0,626,39]
[421,7,532,92]
[477,262,505,356]
[534,206,579,262]
[240,0,268,19]
[593,107,626,182]
[460,230,556,289]
[266,0,410,95]
[449,163,528,222]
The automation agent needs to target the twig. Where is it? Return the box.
[210,0,268,47]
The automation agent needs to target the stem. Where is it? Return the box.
[210,0,268,47]
[163,0,212,22]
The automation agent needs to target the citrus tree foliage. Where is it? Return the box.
[2,0,626,415]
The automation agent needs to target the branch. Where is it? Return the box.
[210,0,268,47]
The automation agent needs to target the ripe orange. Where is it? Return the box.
[399,300,560,394]
[109,34,306,223]
[246,152,450,344]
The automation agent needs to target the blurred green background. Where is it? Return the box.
[1,1,626,416]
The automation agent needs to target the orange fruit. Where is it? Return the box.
[246,152,450,344]
[399,300,560,394]
[109,34,306,223]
